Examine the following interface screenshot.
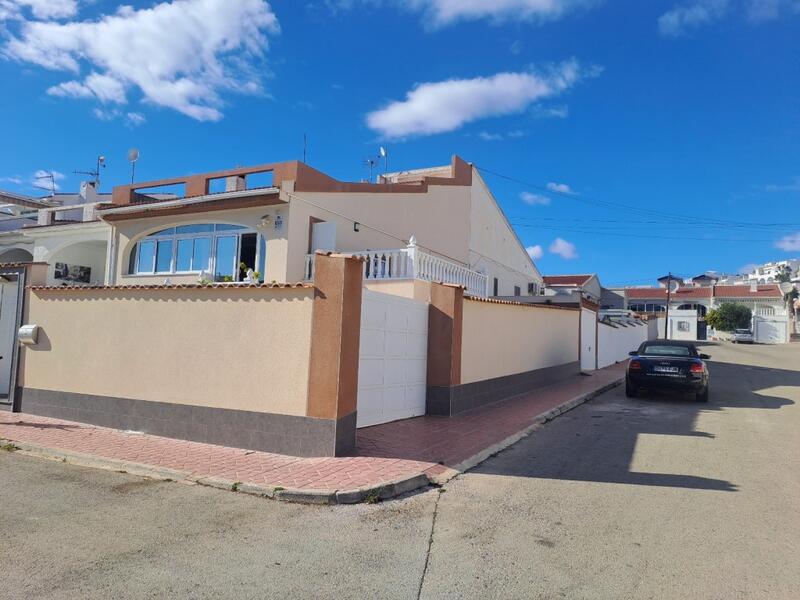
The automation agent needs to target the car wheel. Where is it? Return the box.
[696,387,709,402]
[625,380,638,398]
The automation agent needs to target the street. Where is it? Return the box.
[1,342,798,599]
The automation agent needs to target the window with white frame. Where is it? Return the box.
[128,224,266,282]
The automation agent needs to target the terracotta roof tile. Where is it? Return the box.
[714,284,781,298]
[29,282,312,291]
[543,274,594,286]
[464,295,579,311]
[625,287,712,299]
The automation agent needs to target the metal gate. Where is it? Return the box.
[356,289,428,428]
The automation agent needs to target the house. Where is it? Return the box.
[97,156,542,297]
[9,155,590,458]
[624,281,787,343]
[689,273,719,287]
[600,287,625,310]
[657,274,684,288]
[542,274,602,303]
[0,183,114,286]
[747,259,799,284]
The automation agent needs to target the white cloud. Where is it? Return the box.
[658,0,797,35]
[322,0,599,28]
[3,0,279,121]
[0,175,23,185]
[520,191,551,206]
[549,237,578,259]
[532,104,569,118]
[48,72,127,103]
[0,0,79,21]
[126,112,146,126]
[658,0,730,36]
[478,131,505,141]
[766,176,800,192]
[526,245,544,260]
[546,181,575,194]
[776,232,800,252]
[403,0,597,28]
[366,59,596,138]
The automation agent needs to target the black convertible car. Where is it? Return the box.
[626,340,710,402]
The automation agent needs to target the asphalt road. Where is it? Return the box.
[1,342,798,599]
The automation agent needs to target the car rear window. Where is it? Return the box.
[735,329,751,334]
[640,345,692,357]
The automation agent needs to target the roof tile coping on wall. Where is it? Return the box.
[464,294,580,311]
[27,282,313,291]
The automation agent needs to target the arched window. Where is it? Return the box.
[128,224,266,282]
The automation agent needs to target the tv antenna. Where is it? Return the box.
[127,148,140,184]
[33,171,57,198]
[364,156,380,183]
[74,155,106,189]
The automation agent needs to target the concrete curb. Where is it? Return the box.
[0,438,431,506]
[0,375,622,505]
[448,376,624,477]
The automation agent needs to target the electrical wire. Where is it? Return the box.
[477,165,800,229]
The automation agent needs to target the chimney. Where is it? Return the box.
[80,180,98,203]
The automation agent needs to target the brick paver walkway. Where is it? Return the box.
[0,365,624,494]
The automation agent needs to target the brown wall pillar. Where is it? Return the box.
[426,283,463,415]
[306,253,363,455]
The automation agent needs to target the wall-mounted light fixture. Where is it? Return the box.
[353,221,360,232]
[260,214,273,227]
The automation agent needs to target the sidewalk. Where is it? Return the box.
[0,364,624,504]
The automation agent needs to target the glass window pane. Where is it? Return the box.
[215,224,245,232]
[147,228,175,237]
[176,239,193,271]
[176,224,214,234]
[155,240,173,272]
[137,241,155,273]
[192,237,211,272]
[214,236,237,281]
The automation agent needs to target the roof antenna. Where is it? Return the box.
[33,171,56,198]
[365,156,379,183]
[127,148,140,184]
[74,154,106,190]
[303,133,308,164]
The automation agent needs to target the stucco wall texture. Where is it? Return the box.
[20,287,314,416]
[460,299,579,385]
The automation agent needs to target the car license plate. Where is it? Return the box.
[653,366,679,373]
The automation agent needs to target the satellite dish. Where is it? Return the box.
[779,282,794,294]
[127,148,140,184]
[669,279,680,293]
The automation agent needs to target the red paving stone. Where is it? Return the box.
[0,365,624,493]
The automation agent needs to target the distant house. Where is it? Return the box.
[542,274,601,303]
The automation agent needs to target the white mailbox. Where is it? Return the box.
[18,324,39,345]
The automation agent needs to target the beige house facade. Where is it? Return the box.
[102,156,542,297]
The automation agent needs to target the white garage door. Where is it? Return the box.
[755,318,787,344]
[357,289,428,428]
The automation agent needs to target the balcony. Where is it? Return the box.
[304,239,488,297]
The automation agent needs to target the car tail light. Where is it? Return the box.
[629,360,642,370]
[690,362,704,373]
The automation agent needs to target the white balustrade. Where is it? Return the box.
[304,241,488,297]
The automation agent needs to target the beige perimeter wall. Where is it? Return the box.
[460,299,579,385]
[20,287,314,416]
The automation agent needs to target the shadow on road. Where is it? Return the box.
[469,346,795,493]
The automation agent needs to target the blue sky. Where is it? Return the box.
[1,0,798,285]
